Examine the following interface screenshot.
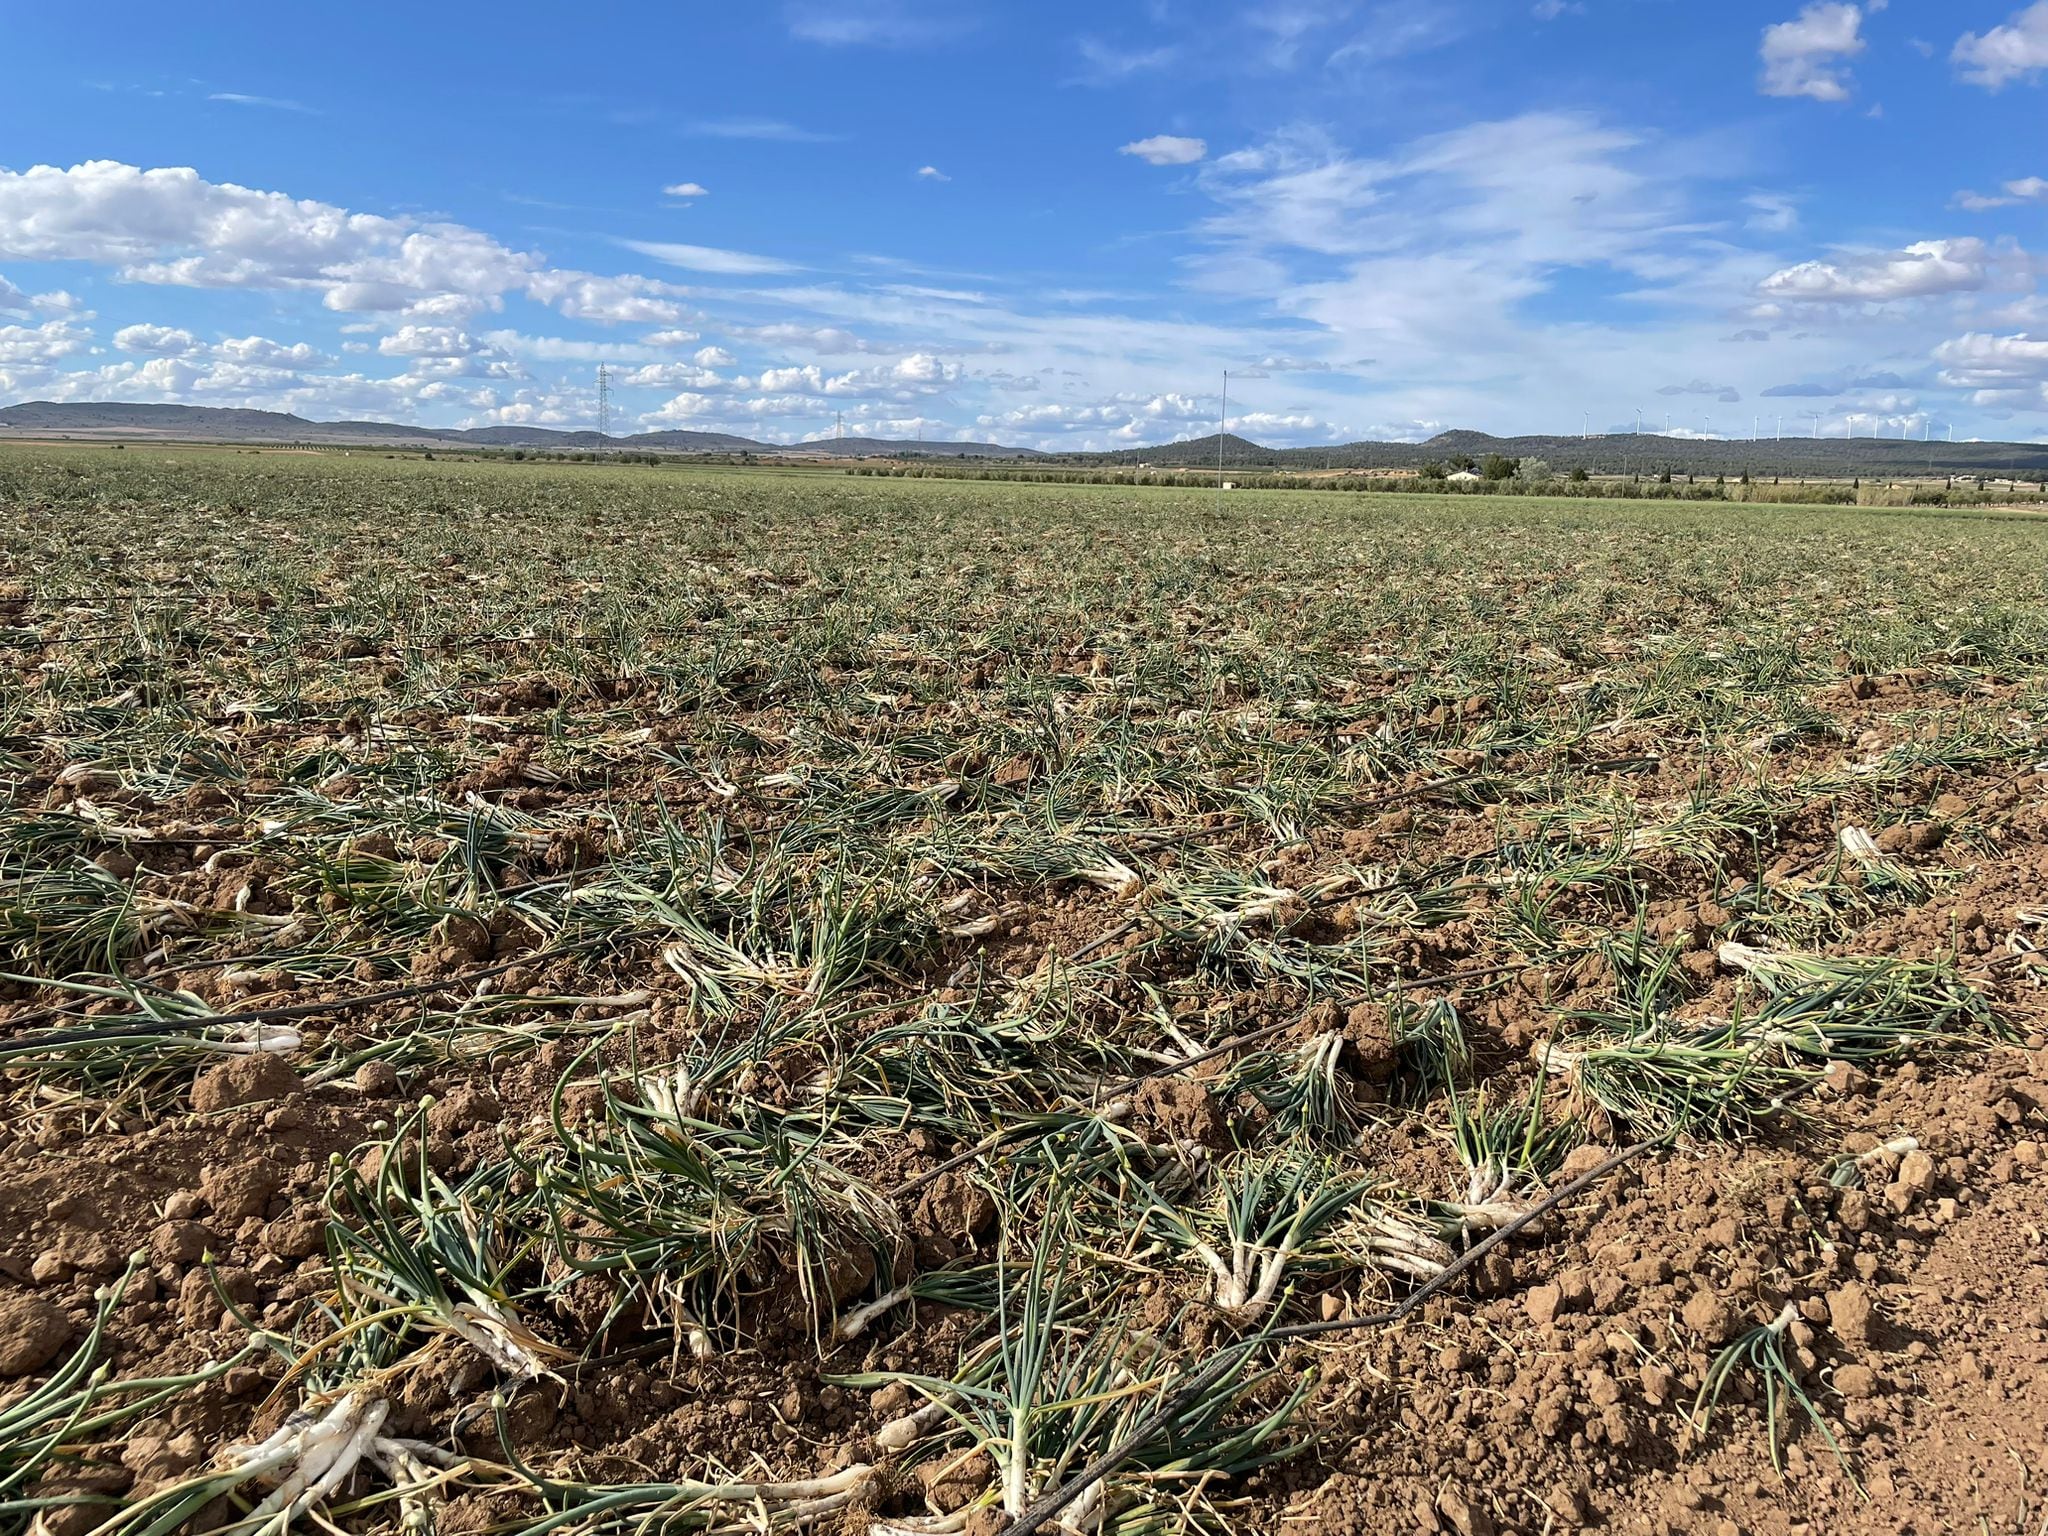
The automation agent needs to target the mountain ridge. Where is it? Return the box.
[3,401,2044,475]
[0,401,1040,459]
[1086,429,2048,477]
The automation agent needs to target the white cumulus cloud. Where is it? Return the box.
[1759,2,1877,102]
[1933,331,2048,388]
[0,319,90,367]
[1953,1,2048,89]
[0,160,538,321]
[0,273,81,318]
[618,362,727,390]
[526,270,691,324]
[113,322,203,356]
[216,335,331,367]
[377,325,486,358]
[1121,135,1209,167]
[1757,238,1995,302]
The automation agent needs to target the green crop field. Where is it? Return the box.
[3,445,2046,1536]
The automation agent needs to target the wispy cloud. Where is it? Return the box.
[1328,1,1474,68]
[1745,191,1801,231]
[1658,376,1743,403]
[916,166,951,182]
[1070,36,1179,84]
[620,239,803,276]
[783,0,976,48]
[208,91,317,114]
[686,117,841,143]
[663,182,710,199]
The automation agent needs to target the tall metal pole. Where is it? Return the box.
[595,364,611,440]
[1217,370,1228,512]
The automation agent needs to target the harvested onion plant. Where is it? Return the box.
[537,1053,901,1349]
[2,447,2043,1534]
[0,1001,301,1130]
[1438,1080,1578,1241]
[1540,948,2007,1140]
[0,1265,262,1536]
[844,1232,1308,1532]
[1145,1150,1373,1323]
[325,1108,568,1382]
[1691,1304,1851,1479]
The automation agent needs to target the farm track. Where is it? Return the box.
[1,447,2046,1536]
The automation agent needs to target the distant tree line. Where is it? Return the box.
[843,462,2045,508]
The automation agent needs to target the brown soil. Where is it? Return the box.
[5,468,2048,1533]
[1275,1049,2048,1535]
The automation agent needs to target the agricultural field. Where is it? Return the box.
[3,445,2047,1536]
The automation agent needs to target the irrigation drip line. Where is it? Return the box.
[889,955,1530,1203]
[1005,918,2032,1535]
[1005,1137,1661,1535]
[0,947,407,1033]
[1163,754,1671,844]
[2,935,614,1047]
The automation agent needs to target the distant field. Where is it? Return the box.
[3,446,2047,1536]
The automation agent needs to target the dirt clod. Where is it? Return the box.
[1132,1076,1227,1148]
[914,1171,997,1248]
[1435,1488,1495,1536]
[1835,1363,1881,1399]
[1827,1282,1878,1346]
[0,1292,74,1375]
[200,1161,280,1222]
[1343,1002,1400,1084]
[190,1052,301,1114]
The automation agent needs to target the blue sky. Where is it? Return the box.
[1,1,2044,447]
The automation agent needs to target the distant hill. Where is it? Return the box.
[6,401,2037,476]
[0,401,343,437]
[784,435,1037,459]
[0,401,1041,459]
[1085,429,2048,479]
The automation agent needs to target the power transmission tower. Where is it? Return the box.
[1217,369,1228,513]
[595,365,611,440]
